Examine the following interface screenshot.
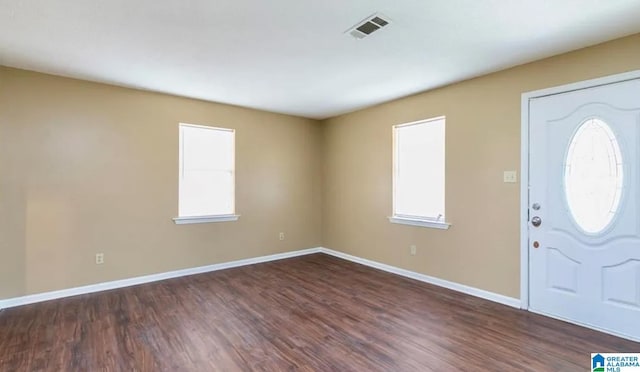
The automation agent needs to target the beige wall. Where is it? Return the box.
[0,67,323,299]
[321,33,640,299]
[2,33,640,302]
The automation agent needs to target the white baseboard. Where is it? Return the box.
[10,246,640,341]
[0,246,520,311]
[0,247,323,310]
[320,247,522,309]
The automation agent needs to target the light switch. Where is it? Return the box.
[503,171,517,183]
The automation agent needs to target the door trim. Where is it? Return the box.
[520,69,640,311]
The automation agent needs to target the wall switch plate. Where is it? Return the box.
[503,171,517,183]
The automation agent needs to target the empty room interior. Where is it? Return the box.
[2,0,640,370]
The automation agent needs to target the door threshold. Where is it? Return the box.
[528,308,640,343]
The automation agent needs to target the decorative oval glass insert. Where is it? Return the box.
[564,118,623,234]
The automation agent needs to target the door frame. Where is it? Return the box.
[519,70,640,310]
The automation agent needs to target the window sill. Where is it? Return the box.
[388,216,451,230]
[173,214,240,225]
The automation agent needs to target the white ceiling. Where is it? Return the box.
[2,1,640,119]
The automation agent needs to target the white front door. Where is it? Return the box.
[529,77,640,340]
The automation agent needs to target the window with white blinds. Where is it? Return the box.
[391,117,449,229]
[175,123,237,224]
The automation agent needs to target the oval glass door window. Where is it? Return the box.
[564,118,623,234]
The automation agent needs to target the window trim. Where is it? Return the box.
[388,216,450,229]
[390,116,450,230]
[174,123,238,225]
[173,214,240,225]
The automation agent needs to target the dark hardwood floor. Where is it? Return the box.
[0,253,637,371]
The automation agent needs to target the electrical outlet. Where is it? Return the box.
[410,245,417,256]
[95,253,104,265]
[279,232,285,241]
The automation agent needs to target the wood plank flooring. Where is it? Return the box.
[0,253,637,371]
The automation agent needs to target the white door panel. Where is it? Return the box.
[529,78,640,340]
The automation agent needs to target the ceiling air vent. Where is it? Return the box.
[347,13,392,39]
